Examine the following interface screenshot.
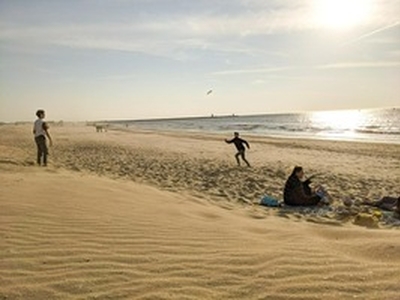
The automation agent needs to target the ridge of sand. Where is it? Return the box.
[1,165,400,299]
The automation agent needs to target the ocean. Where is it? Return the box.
[111,108,400,144]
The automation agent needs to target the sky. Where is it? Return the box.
[0,0,399,122]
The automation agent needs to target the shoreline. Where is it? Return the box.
[104,106,400,145]
[108,120,400,145]
[112,124,400,145]
[109,126,400,160]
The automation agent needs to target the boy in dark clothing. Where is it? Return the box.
[225,132,251,167]
[33,109,53,166]
[283,166,321,206]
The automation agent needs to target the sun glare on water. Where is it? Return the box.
[313,0,373,29]
[311,110,366,131]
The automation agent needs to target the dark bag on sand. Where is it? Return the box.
[372,197,399,211]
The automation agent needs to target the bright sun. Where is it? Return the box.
[313,0,373,29]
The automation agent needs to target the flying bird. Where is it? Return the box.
[206,89,213,95]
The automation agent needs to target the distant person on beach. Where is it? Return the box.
[33,109,52,166]
[225,132,251,167]
[283,166,322,206]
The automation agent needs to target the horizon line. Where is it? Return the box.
[3,106,399,124]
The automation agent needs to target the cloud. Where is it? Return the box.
[0,14,295,60]
[212,66,294,75]
[1,0,399,61]
[215,60,400,76]
[316,61,400,69]
[252,79,266,85]
[389,50,400,57]
[342,20,400,46]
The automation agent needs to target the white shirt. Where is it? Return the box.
[33,119,46,137]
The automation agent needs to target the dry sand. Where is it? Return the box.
[1,124,400,299]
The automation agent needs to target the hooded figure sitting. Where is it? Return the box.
[283,166,321,206]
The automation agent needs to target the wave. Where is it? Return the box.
[355,128,400,135]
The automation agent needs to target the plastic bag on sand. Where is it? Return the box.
[260,196,281,207]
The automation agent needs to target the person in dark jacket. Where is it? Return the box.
[225,132,251,167]
[397,198,400,219]
[283,166,321,206]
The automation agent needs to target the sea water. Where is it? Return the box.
[111,108,400,144]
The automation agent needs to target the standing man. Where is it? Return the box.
[33,109,53,166]
[225,132,251,167]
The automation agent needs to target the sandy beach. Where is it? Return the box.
[1,123,400,299]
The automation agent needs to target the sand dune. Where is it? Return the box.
[1,165,400,299]
[0,124,400,299]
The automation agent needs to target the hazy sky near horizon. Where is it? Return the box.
[1,0,399,122]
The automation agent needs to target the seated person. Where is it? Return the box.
[283,166,321,206]
[397,199,400,219]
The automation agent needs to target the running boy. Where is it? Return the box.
[225,132,251,167]
[33,109,53,166]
